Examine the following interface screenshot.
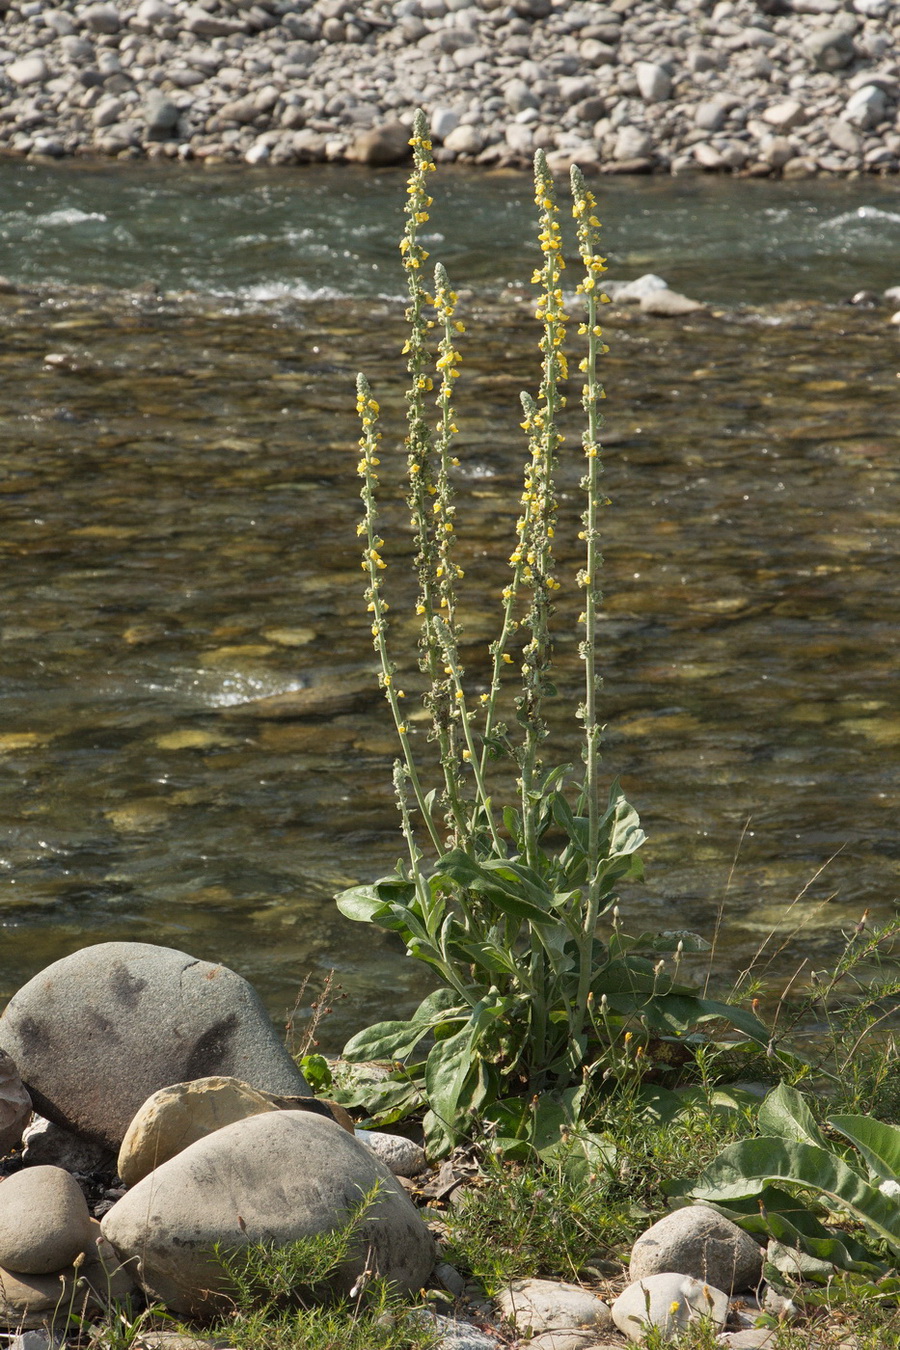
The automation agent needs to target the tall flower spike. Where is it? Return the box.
[570,164,611,1029]
[514,150,567,868]
[355,372,442,857]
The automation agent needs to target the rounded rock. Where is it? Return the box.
[629,1205,763,1293]
[0,942,312,1152]
[495,1278,613,1336]
[83,4,121,34]
[612,1272,729,1343]
[354,1129,427,1178]
[0,1165,93,1275]
[118,1076,280,1186]
[101,1110,435,1318]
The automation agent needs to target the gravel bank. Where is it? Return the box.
[0,0,898,174]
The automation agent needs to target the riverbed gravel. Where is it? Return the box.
[0,0,898,174]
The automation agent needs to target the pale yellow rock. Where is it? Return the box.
[117,1076,280,1186]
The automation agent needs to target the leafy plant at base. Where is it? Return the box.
[675,1081,900,1304]
[339,112,769,1158]
[209,1182,438,1350]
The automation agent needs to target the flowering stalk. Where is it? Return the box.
[355,373,442,859]
[401,113,473,845]
[516,150,567,869]
[431,263,501,848]
[570,165,612,1030]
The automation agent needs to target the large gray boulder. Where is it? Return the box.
[629,1205,764,1293]
[101,1110,435,1318]
[0,943,311,1151]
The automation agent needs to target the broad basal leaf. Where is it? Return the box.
[828,1114,900,1183]
[688,1136,900,1258]
[759,1083,828,1149]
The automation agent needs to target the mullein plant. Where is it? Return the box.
[339,112,769,1158]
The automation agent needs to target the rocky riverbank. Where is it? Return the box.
[0,942,859,1348]
[0,0,898,175]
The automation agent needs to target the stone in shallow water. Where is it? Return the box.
[0,942,311,1151]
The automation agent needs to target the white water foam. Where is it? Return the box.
[820,205,900,230]
[37,208,108,227]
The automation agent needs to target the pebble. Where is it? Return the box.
[0,0,895,173]
[355,1128,428,1177]
[495,1278,612,1336]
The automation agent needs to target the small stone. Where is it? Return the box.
[629,1206,763,1293]
[612,1273,729,1343]
[781,157,816,178]
[431,107,460,142]
[443,124,485,155]
[505,123,534,155]
[355,1129,427,1178]
[6,57,49,87]
[610,273,669,303]
[434,1261,467,1296]
[415,1314,499,1350]
[528,1336,605,1350]
[635,62,671,103]
[762,100,806,131]
[144,91,180,137]
[693,142,724,169]
[718,1331,780,1348]
[613,125,652,160]
[82,4,121,33]
[844,85,888,130]
[827,119,862,154]
[348,123,411,166]
[762,135,795,168]
[495,1278,612,1336]
[505,78,540,114]
[695,100,728,132]
[6,1333,60,1350]
[804,28,855,71]
[0,1165,93,1275]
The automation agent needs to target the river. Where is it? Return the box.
[0,160,897,1048]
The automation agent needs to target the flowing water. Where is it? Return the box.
[0,160,898,1047]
